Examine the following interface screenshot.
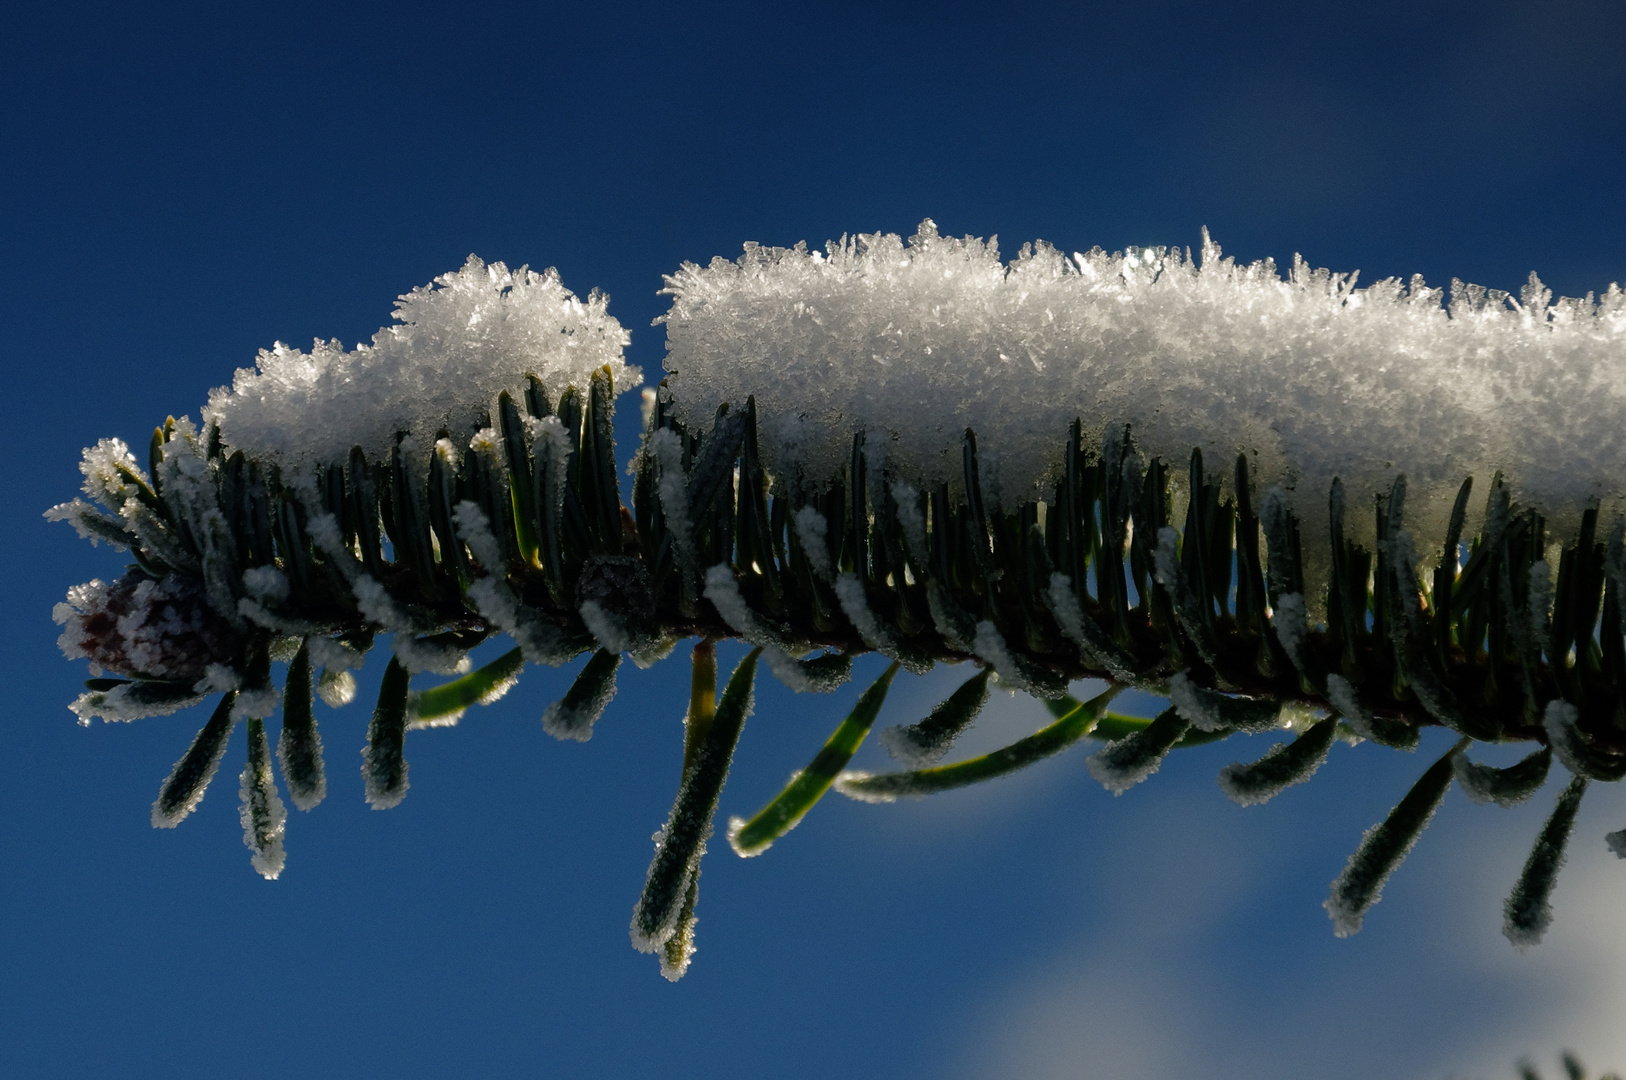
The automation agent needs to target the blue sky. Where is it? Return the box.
[4,2,1626,1078]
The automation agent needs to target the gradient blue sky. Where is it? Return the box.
[5,3,1626,1078]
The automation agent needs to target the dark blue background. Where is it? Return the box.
[5,3,1626,1078]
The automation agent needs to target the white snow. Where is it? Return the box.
[203,256,636,476]
[660,220,1626,569]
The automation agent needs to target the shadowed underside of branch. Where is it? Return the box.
[53,366,1626,978]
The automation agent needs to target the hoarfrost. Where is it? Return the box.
[392,633,471,676]
[1529,560,1555,660]
[277,648,327,812]
[703,563,797,656]
[891,482,929,567]
[1541,700,1623,781]
[630,637,678,669]
[1272,592,1311,673]
[631,652,759,976]
[1045,573,1134,682]
[970,620,1028,692]
[831,770,895,803]
[649,428,695,569]
[204,257,636,475]
[1169,671,1281,733]
[451,501,503,571]
[152,696,237,827]
[362,716,409,808]
[1086,709,1191,794]
[307,636,363,672]
[77,438,144,509]
[792,506,835,582]
[925,582,975,653]
[695,568,851,693]
[239,720,288,879]
[1324,744,1460,937]
[833,573,931,674]
[55,573,237,687]
[241,566,290,605]
[350,575,412,633]
[454,502,585,666]
[466,575,583,666]
[878,667,991,767]
[230,685,279,722]
[1504,776,1588,949]
[70,683,203,724]
[661,221,1626,571]
[1453,746,1552,807]
[1217,717,1336,807]
[238,598,317,636]
[1325,674,1416,749]
[541,650,619,743]
[194,663,241,696]
[43,499,129,548]
[579,600,633,655]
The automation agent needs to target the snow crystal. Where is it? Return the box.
[77,438,144,509]
[660,220,1626,569]
[204,256,636,476]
